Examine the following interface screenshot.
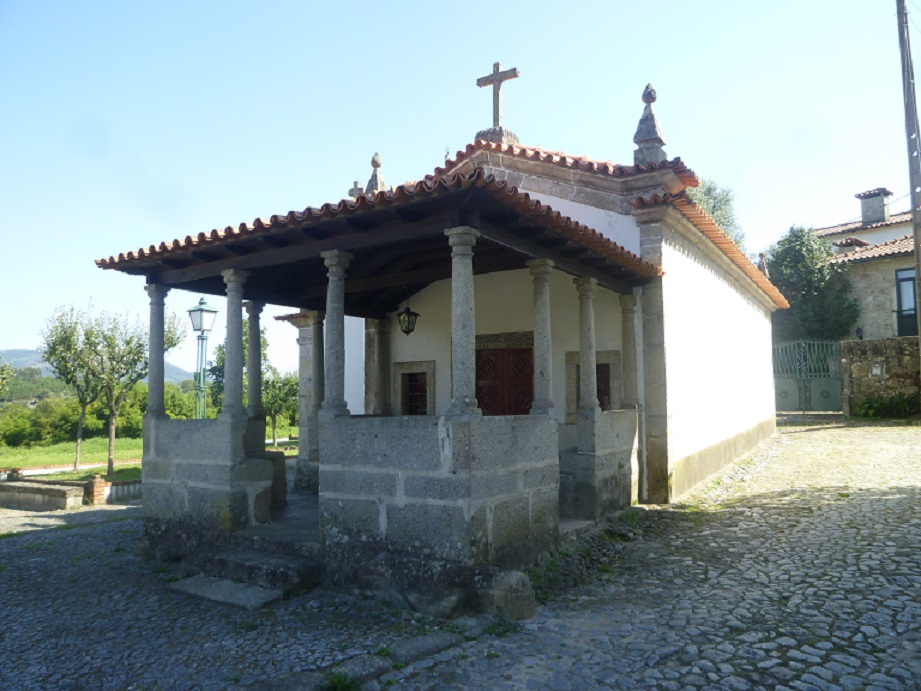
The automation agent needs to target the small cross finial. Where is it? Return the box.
[348,181,364,198]
[476,61,519,128]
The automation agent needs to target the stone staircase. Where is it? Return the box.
[170,491,324,608]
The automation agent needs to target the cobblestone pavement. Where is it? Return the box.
[1,421,919,690]
[383,421,921,690]
[0,504,461,690]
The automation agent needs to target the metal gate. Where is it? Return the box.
[773,340,842,412]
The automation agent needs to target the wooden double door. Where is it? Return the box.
[476,347,533,416]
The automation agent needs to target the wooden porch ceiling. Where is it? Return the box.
[110,174,657,319]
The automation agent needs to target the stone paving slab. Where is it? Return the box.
[168,574,283,610]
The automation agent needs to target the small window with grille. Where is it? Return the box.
[401,372,428,415]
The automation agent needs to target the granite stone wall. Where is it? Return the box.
[842,337,921,414]
[318,414,559,590]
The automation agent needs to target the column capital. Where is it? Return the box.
[145,283,169,301]
[445,226,480,248]
[284,311,325,330]
[244,300,264,317]
[365,318,390,333]
[527,258,554,280]
[574,275,597,297]
[222,268,249,288]
[321,249,353,271]
[619,293,637,311]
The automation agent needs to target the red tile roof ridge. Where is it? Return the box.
[634,191,789,309]
[814,210,911,237]
[830,233,915,263]
[96,169,661,279]
[429,139,700,188]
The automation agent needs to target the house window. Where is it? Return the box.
[896,268,918,337]
[392,361,435,415]
[401,372,428,415]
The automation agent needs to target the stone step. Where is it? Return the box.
[192,546,323,592]
[168,574,282,610]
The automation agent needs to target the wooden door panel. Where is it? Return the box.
[476,347,533,416]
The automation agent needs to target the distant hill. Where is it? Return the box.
[0,349,194,384]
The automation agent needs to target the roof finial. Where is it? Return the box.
[366,152,387,194]
[474,61,521,145]
[633,83,667,166]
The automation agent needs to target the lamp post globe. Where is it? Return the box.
[187,297,218,419]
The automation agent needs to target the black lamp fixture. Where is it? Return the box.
[398,286,420,335]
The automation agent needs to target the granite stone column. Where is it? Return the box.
[575,276,600,415]
[221,269,248,418]
[619,293,639,407]
[528,259,554,415]
[364,318,390,415]
[145,283,169,418]
[320,250,351,418]
[245,301,265,418]
[445,226,480,416]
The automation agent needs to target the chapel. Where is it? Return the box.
[97,67,787,604]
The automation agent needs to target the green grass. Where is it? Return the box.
[39,465,141,482]
[0,437,144,470]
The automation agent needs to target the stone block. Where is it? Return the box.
[321,416,443,472]
[142,482,187,520]
[403,474,469,501]
[473,569,536,621]
[320,469,397,498]
[386,503,470,561]
[320,497,382,538]
[174,462,231,487]
[522,461,558,490]
[471,471,519,499]
[141,458,174,483]
[489,495,531,566]
[295,459,319,493]
[186,485,248,531]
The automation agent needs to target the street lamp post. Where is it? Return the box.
[187,297,218,419]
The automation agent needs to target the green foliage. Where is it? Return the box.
[323,670,360,691]
[0,405,37,447]
[687,179,746,251]
[483,619,522,638]
[0,359,10,395]
[0,367,72,403]
[766,226,860,342]
[263,368,299,446]
[854,392,920,418]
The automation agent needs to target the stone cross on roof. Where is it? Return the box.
[348,181,364,198]
[476,62,519,129]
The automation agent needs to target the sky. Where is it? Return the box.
[1,0,918,382]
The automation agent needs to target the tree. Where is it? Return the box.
[263,368,298,446]
[688,179,746,251]
[766,226,860,342]
[40,306,104,469]
[86,311,184,474]
[0,358,11,396]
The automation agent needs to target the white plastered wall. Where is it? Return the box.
[660,235,775,463]
[388,268,623,420]
[527,193,642,256]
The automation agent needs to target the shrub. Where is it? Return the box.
[854,392,921,418]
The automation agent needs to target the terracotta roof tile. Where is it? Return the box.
[634,192,789,309]
[96,169,661,280]
[814,211,911,237]
[830,234,915,263]
[429,139,700,188]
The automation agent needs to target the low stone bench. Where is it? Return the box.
[0,481,84,511]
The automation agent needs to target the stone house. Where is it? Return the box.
[816,188,917,339]
[96,84,787,598]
